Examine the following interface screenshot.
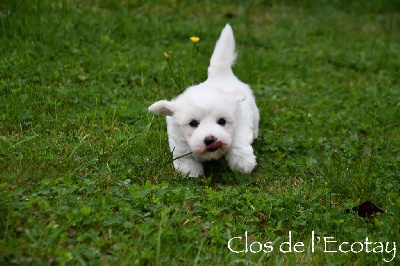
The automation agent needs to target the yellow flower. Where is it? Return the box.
[164,52,169,59]
[190,37,200,43]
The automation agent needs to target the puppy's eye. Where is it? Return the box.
[189,120,199,128]
[217,118,226,126]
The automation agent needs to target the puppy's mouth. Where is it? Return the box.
[206,141,222,152]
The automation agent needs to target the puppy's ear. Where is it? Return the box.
[148,100,174,116]
[230,91,246,103]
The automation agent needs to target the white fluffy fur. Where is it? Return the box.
[149,24,260,177]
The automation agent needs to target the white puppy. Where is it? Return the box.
[149,24,259,177]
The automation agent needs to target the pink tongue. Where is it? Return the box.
[207,141,222,150]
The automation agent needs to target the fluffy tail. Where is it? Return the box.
[208,24,237,78]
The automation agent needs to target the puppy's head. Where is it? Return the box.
[149,86,245,160]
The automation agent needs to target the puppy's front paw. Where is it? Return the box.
[173,157,204,177]
[226,146,256,174]
[185,164,204,177]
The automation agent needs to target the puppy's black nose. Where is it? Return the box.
[204,136,217,146]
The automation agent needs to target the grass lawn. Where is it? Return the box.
[1,0,399,264]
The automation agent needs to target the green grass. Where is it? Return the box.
[1,0,399,264]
